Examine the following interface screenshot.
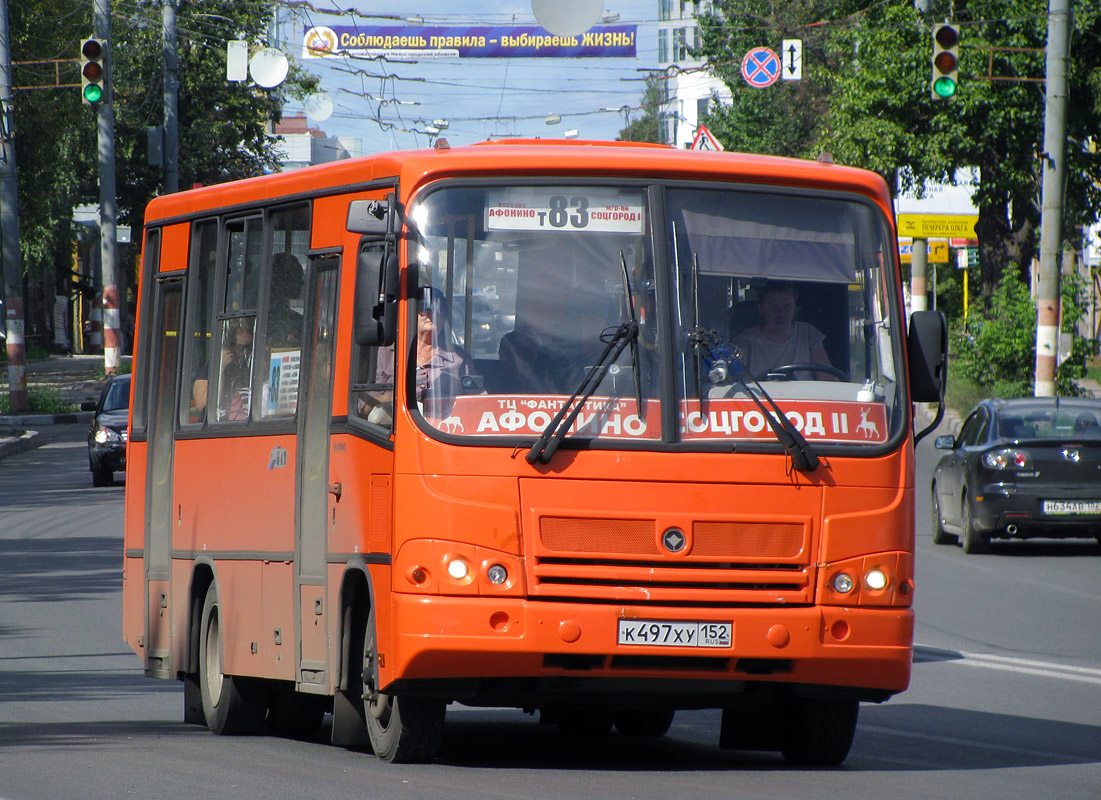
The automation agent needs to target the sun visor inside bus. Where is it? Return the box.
[678,195,863,284]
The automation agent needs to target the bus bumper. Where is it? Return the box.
[384,595,912,701]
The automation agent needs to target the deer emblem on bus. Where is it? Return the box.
[856,408,879,439]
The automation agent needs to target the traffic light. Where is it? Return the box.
[80,38,106,105]
[931,23,959,100]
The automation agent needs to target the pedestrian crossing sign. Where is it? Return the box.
[691,125,724,151]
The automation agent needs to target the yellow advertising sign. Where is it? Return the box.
[897,213,978,239]
[899,239,949,264]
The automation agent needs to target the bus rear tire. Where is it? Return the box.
[198,585,266,735]
[779,697,859,766]
[361,608,445,763]
[267,684,327,740]
[614,707,675,737]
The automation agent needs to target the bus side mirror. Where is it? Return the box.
[908,309,948,403]
[347,197,396,235]
[354,247,399,346]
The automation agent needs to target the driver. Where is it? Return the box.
[732,281,837,381]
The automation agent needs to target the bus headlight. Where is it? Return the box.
[486,564,508,585]
[446,557,470,581]
[864,568,889,591]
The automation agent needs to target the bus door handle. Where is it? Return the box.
[328,482,342,500]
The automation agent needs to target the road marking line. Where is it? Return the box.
[953,652,1101,685]
[860,724,1096,763]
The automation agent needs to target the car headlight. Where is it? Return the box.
[94,426,122,444]
[983,447,1030,469]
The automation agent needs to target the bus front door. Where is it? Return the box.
[294,254,340,691]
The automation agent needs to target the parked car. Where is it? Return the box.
[82,373,130,487]
[932,397,1101,553]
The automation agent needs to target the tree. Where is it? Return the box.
[618,75,664,143]
[7,1,318,348]
[696,1,1101,300]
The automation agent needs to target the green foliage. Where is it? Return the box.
[0,387,76,415]
[696,1,1101,300]
[619,75,664,143]
[952,264,1035,398]
[7,0,320,310]
[1055,270,1090,397]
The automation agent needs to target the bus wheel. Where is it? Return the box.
[361,608,445,763]
[779,697,859,766]
[198,585,266,735]
[267,684,327,740]
[614,708,675,737]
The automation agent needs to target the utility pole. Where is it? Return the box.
[163,0,178,193]
[0,0,28,413]
[1034,0,1071,397]
[94,0,121,374]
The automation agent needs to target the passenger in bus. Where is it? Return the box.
[267,252,305,349]
[731,281,837,381]
[368,288,480,423]
[412,287,480,420]
[216,318,255,421]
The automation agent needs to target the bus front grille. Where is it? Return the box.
[531,516,813,605]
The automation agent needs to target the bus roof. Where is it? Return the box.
[142,140,893,226]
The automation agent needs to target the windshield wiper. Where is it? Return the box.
[525,321,638,464]
[527,254,641,465]
[714,345,820,472]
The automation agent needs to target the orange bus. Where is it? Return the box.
[123,139,947,766]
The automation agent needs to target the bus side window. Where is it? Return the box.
[352,342,396,431]
[350,240,395,431]
[259,205,309,419]
[181,220,218,426]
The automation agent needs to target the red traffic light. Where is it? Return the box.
[934,25,959,49]
[81,38,103,60]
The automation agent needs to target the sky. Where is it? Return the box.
[275,1,663,154]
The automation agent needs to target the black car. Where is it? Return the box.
[82,373,130,487]
[932,397,1101,553]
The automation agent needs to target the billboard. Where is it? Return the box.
[302,24,638,59]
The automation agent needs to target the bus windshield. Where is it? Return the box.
[408,181,904,451]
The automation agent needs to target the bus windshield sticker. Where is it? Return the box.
[266,349,301,416]
[433,395,888,443]
[485,189,645,234]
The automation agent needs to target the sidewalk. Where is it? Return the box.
[0,354,106,459]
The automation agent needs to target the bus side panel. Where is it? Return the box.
[327,432,395,690]
[122,440,148,658]
[172,434,298,679]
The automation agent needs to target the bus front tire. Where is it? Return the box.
[779,697,859,766]
[198,586,266,735]
[361,608,445,763]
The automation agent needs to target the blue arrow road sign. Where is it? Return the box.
[741,47,781,88]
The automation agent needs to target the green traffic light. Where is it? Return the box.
[83,84,103,103]
[933,77,957,99]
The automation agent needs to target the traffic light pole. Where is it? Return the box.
[94,0,121,374]
[0,0,29,413]
[1033,0,1071,397]
[162,0,178,194]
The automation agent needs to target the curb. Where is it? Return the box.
[0,429,40,461]
[0,411,94,427]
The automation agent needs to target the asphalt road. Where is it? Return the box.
[1,423,1099,800]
